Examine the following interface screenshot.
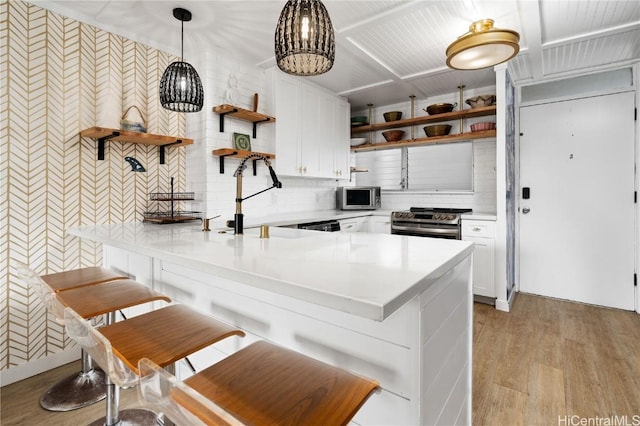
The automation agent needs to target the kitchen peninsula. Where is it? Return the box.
[68,222,474,425]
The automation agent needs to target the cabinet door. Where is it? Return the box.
[462,220,496,297]
[301,85,335,178]
[274,74,302,176]
[334,99,350,179]
[465,236,495,297]
[369,216,391,234]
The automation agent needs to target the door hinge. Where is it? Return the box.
[635,273,637,287]
[635,107,637,121]
[635,191,637,203]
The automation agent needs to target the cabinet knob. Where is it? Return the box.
[473,227,482,232]
[303,166,307,173]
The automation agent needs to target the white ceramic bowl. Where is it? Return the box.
[350,137,368,146]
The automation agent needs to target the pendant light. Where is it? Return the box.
[160,8,203,113]
[446,19,520,70]
[274,0,335,76]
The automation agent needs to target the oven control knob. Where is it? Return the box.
[447,214,455,220]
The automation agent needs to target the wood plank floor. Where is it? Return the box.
[474,293,640,425]
[1,293,639,425]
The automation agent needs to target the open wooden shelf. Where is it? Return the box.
[351,130,496,152]
[351,106,496,134]
[213,104,275,138]
[80,127,193,164]
[212,148,275,175]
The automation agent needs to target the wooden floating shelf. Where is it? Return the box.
[351,106,496,134]
[212,148,275,175]
[351,130,496,152]
[213,104,275,138]
[80,127,193,164]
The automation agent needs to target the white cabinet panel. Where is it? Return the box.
[333,99,350,180]
[272,69,349,179]
[339,217,368,233]
[462,219,496,297]
[368,215,391,234]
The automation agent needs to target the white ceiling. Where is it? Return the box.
[34,0,640,109]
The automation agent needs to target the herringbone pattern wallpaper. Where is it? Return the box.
[1,0,186,371]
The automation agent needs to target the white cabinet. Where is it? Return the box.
[272,70,349,179]
[368,215,391,234]
[338,217,368,233]
[333,99,350,179]
[462,219,496,298]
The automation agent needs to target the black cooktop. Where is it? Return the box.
[409,207,473,214]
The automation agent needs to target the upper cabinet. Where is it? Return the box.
[270,70,350,179]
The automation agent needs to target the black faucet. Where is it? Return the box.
[232,153,282,235]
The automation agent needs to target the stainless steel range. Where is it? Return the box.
[391,207,472,239]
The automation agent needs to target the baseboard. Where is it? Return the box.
[0,348,80,387]
[473,295,496,305]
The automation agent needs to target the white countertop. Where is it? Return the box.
[461,212,497,221]
[67,222,472,322]
[208,209,393,230]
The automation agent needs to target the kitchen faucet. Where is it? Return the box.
[233,153,282,234]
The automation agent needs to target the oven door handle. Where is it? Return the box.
[391,225,460,237]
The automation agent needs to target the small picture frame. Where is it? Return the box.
[233,132,251,151]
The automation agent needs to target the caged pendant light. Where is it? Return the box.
[274,0,335,76]
[160,8,203,113]
[446,19,520,70]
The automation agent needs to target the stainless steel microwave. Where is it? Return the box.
[336,186,381,210]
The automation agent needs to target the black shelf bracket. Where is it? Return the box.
[218,109,239,133]
[97,132,120,160]
[252,117,272,138]
[218,151,238,174]
[159,140,182,165]
[217,152,259,176]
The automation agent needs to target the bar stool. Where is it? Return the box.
[15,264,129,411]
[15,262,166,414]
[138,340,381,425]
[64,304,245,426]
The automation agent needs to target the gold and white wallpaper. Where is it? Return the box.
[0,0,187,371]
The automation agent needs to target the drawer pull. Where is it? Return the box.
[472,227,482,232]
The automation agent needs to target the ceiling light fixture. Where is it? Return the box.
[274,0,335,76]
[159,8,203,113]
[446,19,520,70]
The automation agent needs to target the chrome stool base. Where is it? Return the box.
[88,408,159,426]
[40,368,107,411]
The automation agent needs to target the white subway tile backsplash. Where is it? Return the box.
[186,54,497,217]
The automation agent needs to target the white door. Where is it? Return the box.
[519,91,635,310]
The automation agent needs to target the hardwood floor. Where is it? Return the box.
[474,293,640,425]
[1,293,639,425]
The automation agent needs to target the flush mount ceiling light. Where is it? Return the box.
[159,7,203,113]
[274,0,335,76]
[446,19,520,70]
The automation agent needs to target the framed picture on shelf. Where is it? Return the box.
[233,132,251,151]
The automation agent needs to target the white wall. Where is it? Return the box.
[185,53,339,227]
[352,87,498,213]
[184,55,498,221]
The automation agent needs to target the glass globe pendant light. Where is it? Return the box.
[160,8,204,113]
[274,0,335,76]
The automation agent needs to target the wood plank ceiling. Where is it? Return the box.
[33,0,640,109]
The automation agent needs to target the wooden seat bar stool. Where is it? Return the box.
[41,266,128,292]
[138,340,381,425]
[15,263,129,411]
[64,304,245,426]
